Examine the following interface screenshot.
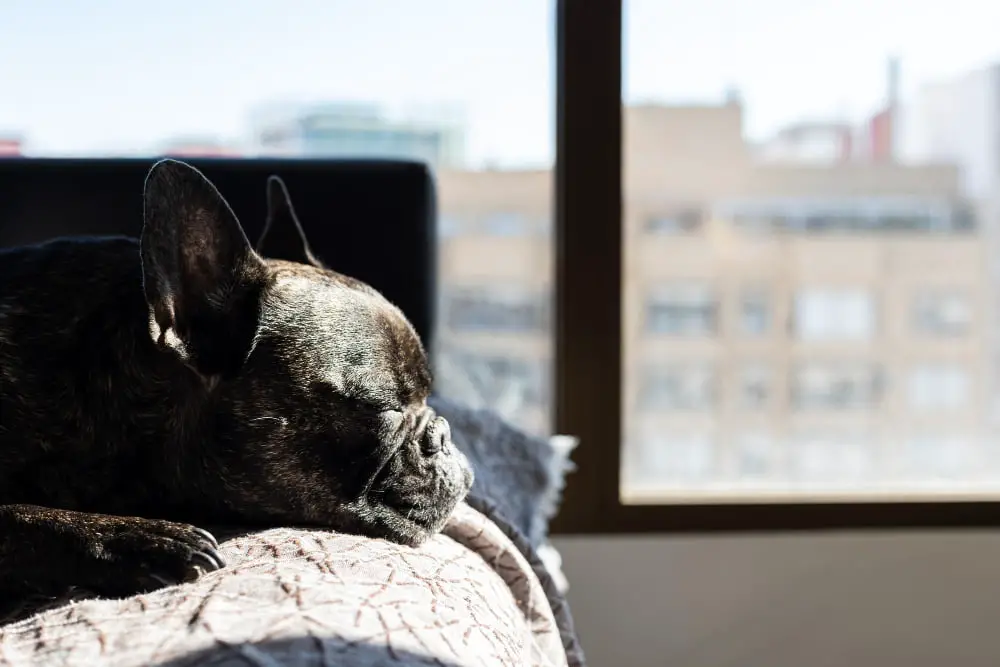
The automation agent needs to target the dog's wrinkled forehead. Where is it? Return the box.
[261,263,432,407]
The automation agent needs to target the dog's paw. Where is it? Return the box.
[83,519,226,595]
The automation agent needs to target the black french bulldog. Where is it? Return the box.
[0,159,473,609]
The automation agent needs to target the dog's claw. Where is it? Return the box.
[192,527,219,549]
[191,549,226,573]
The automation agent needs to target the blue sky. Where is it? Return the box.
[3,0,1000,167]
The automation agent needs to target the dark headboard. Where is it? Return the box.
[0,157,438,350]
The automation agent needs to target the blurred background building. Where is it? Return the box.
[896,63,1000,426]
[158,137,243,157]
[248,102,466,168]
[0,135,23,156]
[436,100,988,497]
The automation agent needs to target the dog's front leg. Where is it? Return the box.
[0,504,225,605]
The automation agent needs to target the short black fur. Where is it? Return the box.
[0,160,473,620]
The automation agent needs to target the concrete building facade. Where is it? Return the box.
[435,103,990,499]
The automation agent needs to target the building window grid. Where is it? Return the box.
[711,197,968,233]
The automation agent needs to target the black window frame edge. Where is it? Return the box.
[549,0,1000,535]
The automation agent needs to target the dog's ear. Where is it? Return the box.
[256,175,324,268]
[141,158,268,379]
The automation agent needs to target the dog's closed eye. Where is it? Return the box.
[250,416,289,429]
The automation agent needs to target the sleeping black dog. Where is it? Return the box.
[0,159,473,605]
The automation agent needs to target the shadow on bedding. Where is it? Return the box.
[155,636,467,667]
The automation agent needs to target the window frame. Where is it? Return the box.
[549,0,1000,534]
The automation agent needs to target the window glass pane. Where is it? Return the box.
[733,434,779,481]
[907,365,970,410]
[792,363,883,410]
[638,364,716,411]
[625,428,715,494]
[790,433,873,486]
[645,207,704,234]
[645,283,717,335]
[902,436,980,480]
[912,291,973,336]
[737,363,771,409]
[4,0,554,438]
[622,0,998,500]
[794,289,876,341]
[444,286,550,334]
[739,288,770,336]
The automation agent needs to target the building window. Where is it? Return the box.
[739,288,770,335]
[793,288,876,341]
[481,212,534,237]
[639,364,715,411]
[630,434,715,484]
[908,364,969,410]
[738,363,771,409]
[734,434,778,479]
[645,208,703,234]
[444,287,548,333]
[903,437,978,479]
[720,197,975,234]
[877,212,937,232]
[436,350,549,416]
[790,433,872,483]
[912,291,972,336]
[646,284,717,335]
[951,205,977,232]
[792,363,882,410]
[732,213,772,234]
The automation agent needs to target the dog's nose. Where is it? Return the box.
[421,416,450,457]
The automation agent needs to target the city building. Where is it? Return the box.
[159,137,243,158]
[758,106,897,166]
[756,121,857,164]
[756,58,900,165]
[0,135,23,156]
[435,102,989,498]
[898,63,1000,422]
[898,64,1000,200]
[248,102,466,168]
[432,169,553,436]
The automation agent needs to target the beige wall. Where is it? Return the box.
[553,534,1000,667]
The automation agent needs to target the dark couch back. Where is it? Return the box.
[0,158,438,349]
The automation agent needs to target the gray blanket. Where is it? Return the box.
[0,398,585,666]
[0,501,584,666]
[429,397,574,539]
[429,396,577,595]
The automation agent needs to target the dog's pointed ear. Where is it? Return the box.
[141,158,268,379]
[256,175,323,267]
